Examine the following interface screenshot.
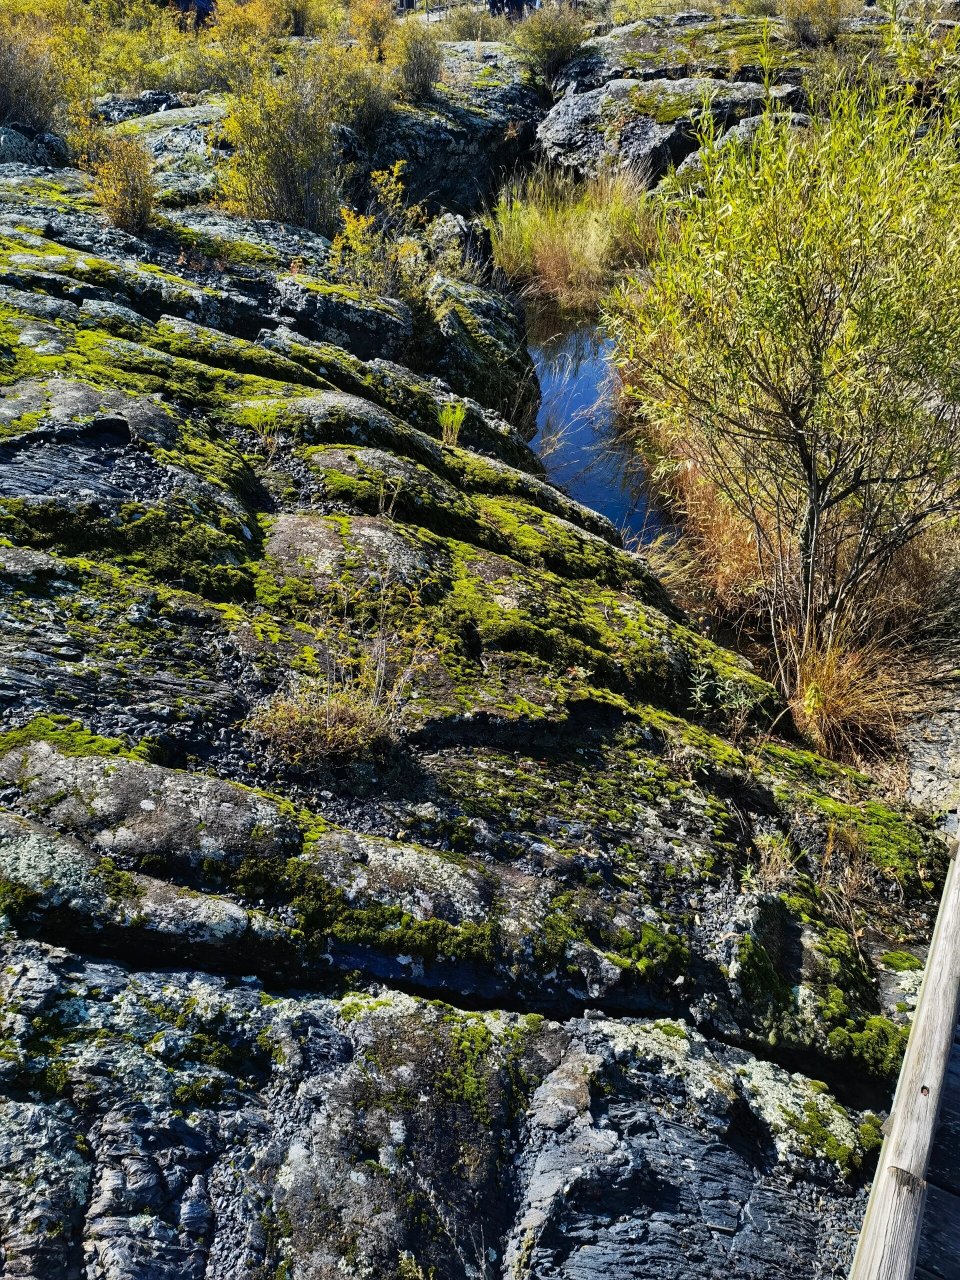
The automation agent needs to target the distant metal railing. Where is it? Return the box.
[398,0,480,17]
[848,823,960,1280]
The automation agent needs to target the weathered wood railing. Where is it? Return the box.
[848,827,960,1280]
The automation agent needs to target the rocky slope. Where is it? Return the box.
[0,29,947,1280]
[538,10,884,178]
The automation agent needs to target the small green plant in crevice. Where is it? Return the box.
[326,160,431,300]
[437,400,466,447]
[740,834,796,894]
[687,663,763,741]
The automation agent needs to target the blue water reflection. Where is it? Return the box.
[529,322,664,544]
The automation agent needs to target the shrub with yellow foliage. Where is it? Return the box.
[219,51,344,233]
[92,135,155,233]
[386,19,442,102]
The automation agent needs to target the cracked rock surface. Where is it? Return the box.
[0,24,946,1280]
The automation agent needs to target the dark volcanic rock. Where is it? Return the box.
[0,944,872,1280]
[370,42,544,211]
[0,35,943,1279]
[538,76,799,178]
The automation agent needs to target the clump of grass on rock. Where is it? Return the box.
[249,679,397,763]
[488,164,657,315]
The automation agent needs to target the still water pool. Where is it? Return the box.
[528,321,665,544]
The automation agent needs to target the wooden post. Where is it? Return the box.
[848,829,960,1280]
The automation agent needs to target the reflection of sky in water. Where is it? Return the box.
[529,323,665,544]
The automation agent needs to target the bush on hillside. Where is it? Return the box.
[607,91,960,756]
[92,135,155,232]
[219,52,345,233]
[510,3,587,87]
[321,42,395,136]
[349,0,395,60]
[435,8,512,40]
[781,0,854,46]
[387,19,443,102]
[0,18,62,132]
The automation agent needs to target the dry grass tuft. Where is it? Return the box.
[791,642,905,761]
[488,165,657,316]
[248,681,396,763]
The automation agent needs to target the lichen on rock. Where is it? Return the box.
[0,29,945,1279]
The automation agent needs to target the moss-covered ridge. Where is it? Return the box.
[0,167,943,1098]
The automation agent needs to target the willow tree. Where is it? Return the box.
[608,90,960,722]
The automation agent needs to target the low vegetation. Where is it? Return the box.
[510,2,587,88]
[435,8,513,41]
[249,571,430,764]
[219,49,347,233]
[248,680,397,762]
[488,165,657,315]
[386,19,443,102]
[91,135,155,233]
[438,400,466,446]
[0,14,61,132]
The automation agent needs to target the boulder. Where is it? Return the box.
[0,127,63,168]
[538,76,800,179]
[369,42,543,211]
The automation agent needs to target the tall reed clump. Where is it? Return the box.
[606,92,960,759]
[487,165,657,316]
